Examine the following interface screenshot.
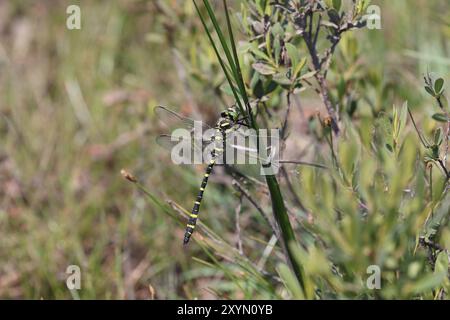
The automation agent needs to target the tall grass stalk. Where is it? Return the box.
[193,0,305,292]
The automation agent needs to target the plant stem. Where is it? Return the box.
[437,159,450,181]
[195,0,305,292]
[265,174,305,291]
[408,107,429,148]
[232,179,279,239]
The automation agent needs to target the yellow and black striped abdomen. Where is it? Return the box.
[183,120,235,245]
[183,157,216,245]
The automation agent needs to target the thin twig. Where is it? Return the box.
[430,164,434,219]
[292,3,366,135]
[226,165,267,189]
[408,107,429,148]
[280,92,293,141]
[437,159,450,181]
[232,179,280,240]
[280,166,307,212]
[312,14,322,48]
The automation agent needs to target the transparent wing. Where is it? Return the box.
[233,145,281,175]
[156,133,207,153]
[156,133,216,164]
[155,106,222,165]
[229,144,327,177]
[224,129,280,165]
[154,105,213,131]
[226,131,326,176]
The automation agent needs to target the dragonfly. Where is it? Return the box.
[154,105,279,245]
[154,106,327,245]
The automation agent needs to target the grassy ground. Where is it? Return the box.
[0,0,449,299]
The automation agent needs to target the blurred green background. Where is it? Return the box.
[0,0,448,299]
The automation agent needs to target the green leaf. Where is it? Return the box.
[434,128,443,146]
[254,0,267,15]
[250,46,272,62]
[273,70,292,86]
[321,20,339,29]
[398,101,408,138]
[285,43,300,70]
[332,0,342,11]
[428,145,440,160]
[252,62,277,75]
[252,21,265,35]
[293,57,307,79]
[434,251,449,276]
[410,272,447,295]
[253,79,265,99]
[356,0,371,15]
[265,30,272,60]
[425,85,435,97]
[271,22,284,37]
[300,70,317,80]
[273,35,281,66]
[434,78,445,95]
[250,71,260,89]
[327,8,341,24]
[264,80,278,95]
[432,113,448,122]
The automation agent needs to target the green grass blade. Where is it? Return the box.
[277,263,305,299]
[222,0,253,126]
[197,241,247,293]
[199,0,249,119]
[265,174,306,291]
[201,0,238,79]
[193,0,245,115]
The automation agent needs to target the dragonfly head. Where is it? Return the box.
[220,106,239,123]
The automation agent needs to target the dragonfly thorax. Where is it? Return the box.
[217,118,233,130]
[218,106,239,131]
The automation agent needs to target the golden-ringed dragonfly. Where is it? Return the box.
[155,105,258,245]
